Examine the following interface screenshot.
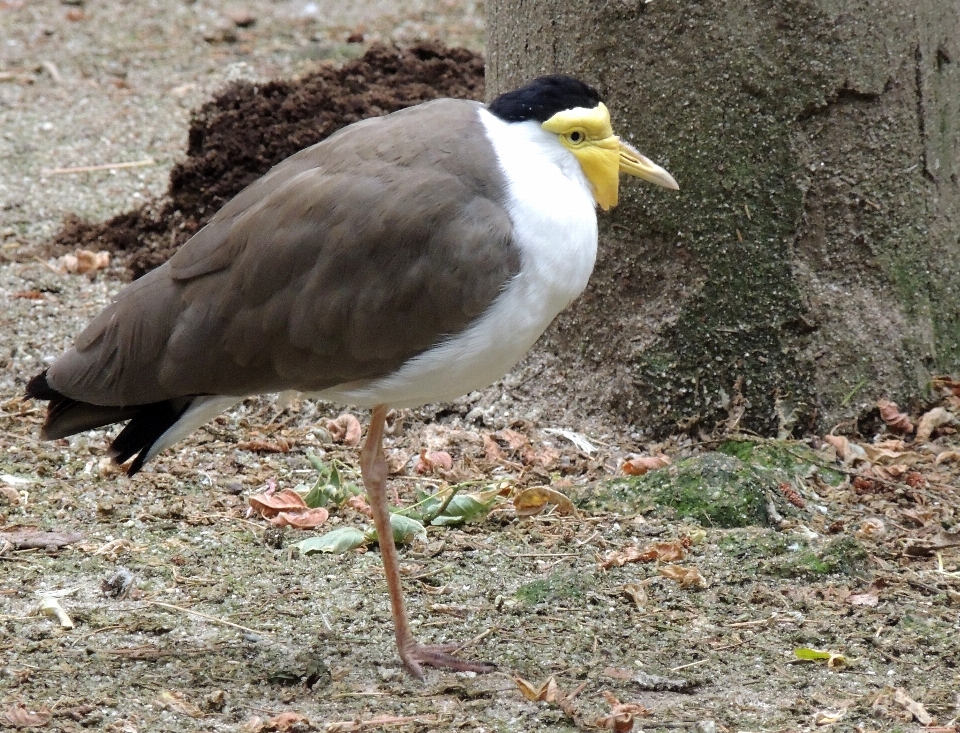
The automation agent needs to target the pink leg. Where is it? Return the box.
[361,404,496,680]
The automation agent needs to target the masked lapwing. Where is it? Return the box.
[26,75,678,679]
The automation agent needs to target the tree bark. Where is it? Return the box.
[487,0,960,436]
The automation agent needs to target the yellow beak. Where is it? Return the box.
[542,102,679,211]
[618,139,679,192]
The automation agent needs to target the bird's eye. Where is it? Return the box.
[568,130,584,144]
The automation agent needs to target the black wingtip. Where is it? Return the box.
[26,370,60,401]
[108,399,193,477]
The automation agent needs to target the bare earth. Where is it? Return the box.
[1,2,959,732]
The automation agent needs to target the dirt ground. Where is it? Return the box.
[2,2,960,732]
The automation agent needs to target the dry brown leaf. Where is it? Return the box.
[622,455,671,476]
[513,675,558,702]
[0,484,20,505]
[862,444,906,464]
[482,433,504,461]
[344,494,372,517]
[154,690,204,718]
[513,486,579,517]
[659,563,706,588]
[934,449,960,465]
[903,531,960,557]
[236,438,290,453]
[845,587,880,607]
[496,428,529,451]
[12,290,44,299]
[491,428,557,467]
[877,399,914,434]
[893,688,933,725]
[3,704,53,728]
[248,489,307,517]
[60,248,110,274]
[900,506,935,525]
[326,413,362,447]
[593,691,650,732]
[823,434,864,463]
[622,582,647,609]
[854,517,886,540]
[598,540,686,570]
[263,712,312,731]
[932,375,960,397]
[270,507,329,529]
[0,530,84,549]
[415,450,453,474]
[242,716,265,733]
[599,546,644,569]
[916,407,955,443]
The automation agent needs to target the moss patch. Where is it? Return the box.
[515,569,596,605]
[718,529,867,580]
[717,439,845,486]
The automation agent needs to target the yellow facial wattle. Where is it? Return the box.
[542,102,679,210]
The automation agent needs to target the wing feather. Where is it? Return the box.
[47,99,518,407]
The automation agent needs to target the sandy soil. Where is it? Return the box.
[2,2,960,732]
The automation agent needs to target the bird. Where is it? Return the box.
[26,74,678,679]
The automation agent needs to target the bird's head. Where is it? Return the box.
[489,75,679,211]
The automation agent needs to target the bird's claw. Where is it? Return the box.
[400,641,496,681]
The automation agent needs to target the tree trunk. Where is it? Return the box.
[486,0,960,437]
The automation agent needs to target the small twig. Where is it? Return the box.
[145,600,271,636]
[454,626,496,651]
[670,658,709,672]
[42,158,155,176]
[40,61,62,84]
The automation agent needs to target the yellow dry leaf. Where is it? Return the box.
[814,708,847,725]
[822,434,866,464]
[916,407,955,442]
[155,690,204,718]
[513,675,558,702]
[513,486,579,518]
[892,688,933,725]
[862,445,905,464]
[659,564,706,588]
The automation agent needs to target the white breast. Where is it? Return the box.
[323,108,599,409]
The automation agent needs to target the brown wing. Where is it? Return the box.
[47,100,518,406]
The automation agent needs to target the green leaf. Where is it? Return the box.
[306,450,326,473]
[793,648,849,666]
[793,648,832,661]
[366,513,428,545]
[301,482,327,509]
[295,527,366,555]
[430,493,497,526]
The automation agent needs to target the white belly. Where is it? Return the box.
[321,110,598,409]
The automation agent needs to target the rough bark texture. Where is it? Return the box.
[487,0,960,437]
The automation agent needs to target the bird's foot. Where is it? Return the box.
[400,641,496,681]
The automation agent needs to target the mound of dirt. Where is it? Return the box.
[51,42,485,278]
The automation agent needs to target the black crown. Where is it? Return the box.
[488,75,603,123]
